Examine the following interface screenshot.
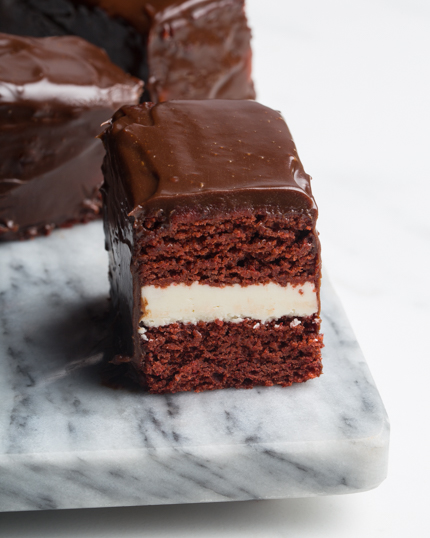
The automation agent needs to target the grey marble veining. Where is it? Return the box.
[0,222,389,512]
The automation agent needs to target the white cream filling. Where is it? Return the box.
[139,282,318,328]
[0,79,141,107]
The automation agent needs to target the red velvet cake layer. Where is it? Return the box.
[135,210,320,287]
[129,315,323,394]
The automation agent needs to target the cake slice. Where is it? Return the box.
[0,33,143,241]
[0,0,255,102]
[101,100,323,393]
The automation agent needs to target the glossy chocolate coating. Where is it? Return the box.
[0,33,143,241]
[0,0,255,102]
[102,100,317,220]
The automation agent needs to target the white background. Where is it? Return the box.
[1,0,429,535]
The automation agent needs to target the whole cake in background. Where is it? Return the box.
[0,0,256,102]
[101,100,323,394]
[0,33,143,241]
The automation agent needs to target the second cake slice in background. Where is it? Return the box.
[0,0,255,102]
[0,33,143,241]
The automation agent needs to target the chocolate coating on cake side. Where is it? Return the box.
[0,33,143,241]
[101,99,317,219]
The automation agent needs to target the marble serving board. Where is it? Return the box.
[0,222,389,512]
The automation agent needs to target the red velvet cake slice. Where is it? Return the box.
[0,33,143,241]
[101,100,323,393]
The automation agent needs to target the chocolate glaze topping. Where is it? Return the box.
[102,100,317,219]
[0,33,143,241]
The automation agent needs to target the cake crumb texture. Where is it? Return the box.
[135,210,319,287]
[134,315,323,393]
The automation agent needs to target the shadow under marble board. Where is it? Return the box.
[0,221,389,512]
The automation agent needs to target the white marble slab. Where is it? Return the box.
[0,221,389,512]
